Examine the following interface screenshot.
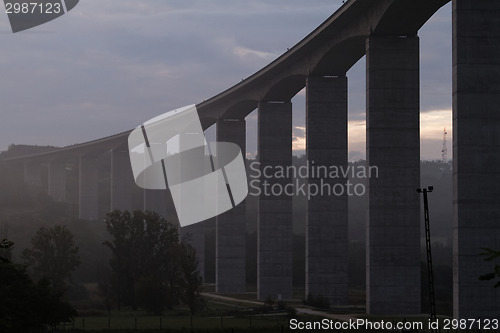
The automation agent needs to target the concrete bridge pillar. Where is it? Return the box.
[305,75,348,305]
[215,118,247,294]
[366,35,421,315]
[143,190,168,218]
[110,149,134,212]
[453,0,500,319]
[79,156,99,221]
[48,160,66,202]
[169,132,207,221]
[257,101,293,300]
[24,161,42,186]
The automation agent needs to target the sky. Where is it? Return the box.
[0,0,452,161]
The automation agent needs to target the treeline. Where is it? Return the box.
[0,235,77,331]
[0,210,203,331]
[101,210,202,315]
[1,159,204,328]
[0,144,59,159]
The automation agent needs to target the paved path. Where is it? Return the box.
[201,292,358,322]
[200,292,264,306]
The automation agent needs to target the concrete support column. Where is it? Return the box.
[453,0,500,319]
[168,132,207,222]
[110,149,134,212]
[257,101,293,300]
[215,118,247,293]
[144,190,168,218]
[48,161,66,202]
[305,76,348,305]
[170,133,208,279]
[79,156,99,221]
[366,35,421,314]
[24,162,42,186]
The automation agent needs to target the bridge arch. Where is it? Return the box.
[219,100,257,120]
[261,74,306,102]
[310,36,366,76]
[372,0,450,35]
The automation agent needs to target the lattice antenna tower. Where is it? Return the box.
[441,127,448,163]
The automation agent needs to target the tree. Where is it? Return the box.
[98,269,113,316]
[178,236,204,315]
[0,238,13,263]
[0,241,77,331]
[103,210,180,311]
[479,248,500,288]
[22,225,81,293]
[134,274,165,315]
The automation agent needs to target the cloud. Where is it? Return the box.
[420,109,452,161]
[233,46,277,64]
[292,126,306,152]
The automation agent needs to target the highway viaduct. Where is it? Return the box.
[3,0,500,319]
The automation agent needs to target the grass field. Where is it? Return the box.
[62,314,292,331]
[65,296,294,332]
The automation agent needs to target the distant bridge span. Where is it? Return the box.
[4,0,500,320]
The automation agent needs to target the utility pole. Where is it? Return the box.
[417,186,436,322]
